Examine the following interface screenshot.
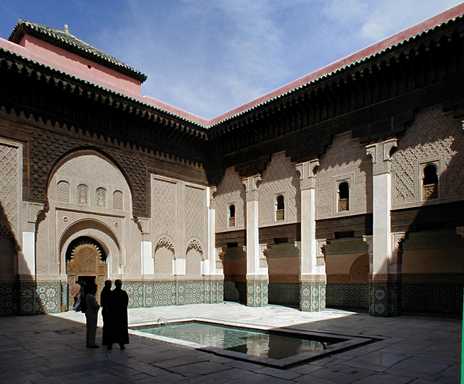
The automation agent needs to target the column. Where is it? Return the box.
[296,159,326,311]
[206,186,223,303]
[242,174,268,307]
[365,138,399,316]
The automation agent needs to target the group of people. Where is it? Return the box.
[71,279,129,350]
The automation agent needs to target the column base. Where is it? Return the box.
[246,276,268,307]
[300,280,326,312]
[369,280,400,317]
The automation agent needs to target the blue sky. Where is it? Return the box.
[0,0,461,118]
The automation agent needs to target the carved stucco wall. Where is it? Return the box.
[259,152,300,227]
[215,167,245,232]
[392,106,464,208]
[316,132,372,220]
[151,176,208,277]
[0,139,22,281]
[39,152,137,279]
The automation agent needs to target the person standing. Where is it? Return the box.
[110,279,129,350]
[70,281,81,310]
[85,283,100,348]
[100,280,113,349]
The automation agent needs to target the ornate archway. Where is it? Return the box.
[66,236,107,308]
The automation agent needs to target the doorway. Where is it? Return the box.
[66,236,107,308]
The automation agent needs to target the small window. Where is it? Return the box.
[338,182,349,212]
[56,180,70,203]
[228,204,236,227]
[96,187,106,207]
[77,184,88,205]
[275,195,285,221]
[423,164,438,200]
[113,190,123,210]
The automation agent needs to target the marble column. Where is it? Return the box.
[365,138,399,316]
[242,174,268,306]
[296,159,326,311]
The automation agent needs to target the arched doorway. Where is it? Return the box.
[66,236,108,308]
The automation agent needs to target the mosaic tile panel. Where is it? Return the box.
[0,282,16,315]
[268,283,299,307]
[369,282,400,317]
[124,279,224,308]
[300,282,326,312]
[16,281,63,315]
[326,283,369,309]
[246,278,268,307]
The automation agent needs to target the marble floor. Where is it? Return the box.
[0,303,460,383]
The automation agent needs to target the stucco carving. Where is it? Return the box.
[0,141,21,239]
[154,236,175,254]
[151,178,177,243]
[77,184,88,205]
[96,187,106,208]
[113,190,123,210]
[215,167,245,232]
[185,185,207,248]
[259,152,300,226]
[316,132,372,219]
[392,106,464,208]
[56,181,70,203]
[186,238,204,256]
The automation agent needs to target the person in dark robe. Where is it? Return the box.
[85,283,99,348]
[110,279,129,350]
[100,280,113,349]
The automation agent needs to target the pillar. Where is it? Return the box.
[296,159,326,311]
[365,138,399,316]
[242,174,268,306]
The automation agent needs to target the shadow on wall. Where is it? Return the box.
[0,201,49,315]
[389,108,464,316]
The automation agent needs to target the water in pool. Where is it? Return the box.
[136,322,339,359]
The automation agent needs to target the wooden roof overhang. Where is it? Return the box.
[0,44,209,164]
[206,15,464,179]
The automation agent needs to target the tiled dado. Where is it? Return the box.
[13,281,64,315]
[326,283,369,310]
[268,283,299,307]
[0,281,16,315]
[300,281,326,312]
[124,279,224,308]
[369,282,400,317]
[246,277,268,307]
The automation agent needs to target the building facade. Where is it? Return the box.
[1,5,464,317]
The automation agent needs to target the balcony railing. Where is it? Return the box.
[338,198,349,212]
[423,183,438,200]
[228,217,236,227]
[275,209,285,221]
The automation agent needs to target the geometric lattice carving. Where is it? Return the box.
[392,106,464,207]
[259,152,299,226]
[0,143,19,238]
[215,167,245,232]
[186,239,203,256]
[56,180,70,203]
[154,236,175,254]
[113,190,123,209]
[185,186,205,245]
[152,178,176,243]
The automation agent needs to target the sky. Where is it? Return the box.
[0,0,462,119]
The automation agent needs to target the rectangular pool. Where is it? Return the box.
[131,320,375,368]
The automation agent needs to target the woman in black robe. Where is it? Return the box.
[100,280,113,349]
[111,279,129,349]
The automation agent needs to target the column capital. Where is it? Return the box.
[207,186,217,208]
[296,159,319,190]
[365,138,398,175]
[242,174,261,201]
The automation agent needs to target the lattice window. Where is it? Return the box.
[113,190,123,209]
[77,184,88,205]
[57,180,70,203]
[96,187,106,207]
[275,195,285,221]
[423,163,438,200]
[338,181,349,212]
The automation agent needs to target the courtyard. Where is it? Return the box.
[0,303,459,384]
